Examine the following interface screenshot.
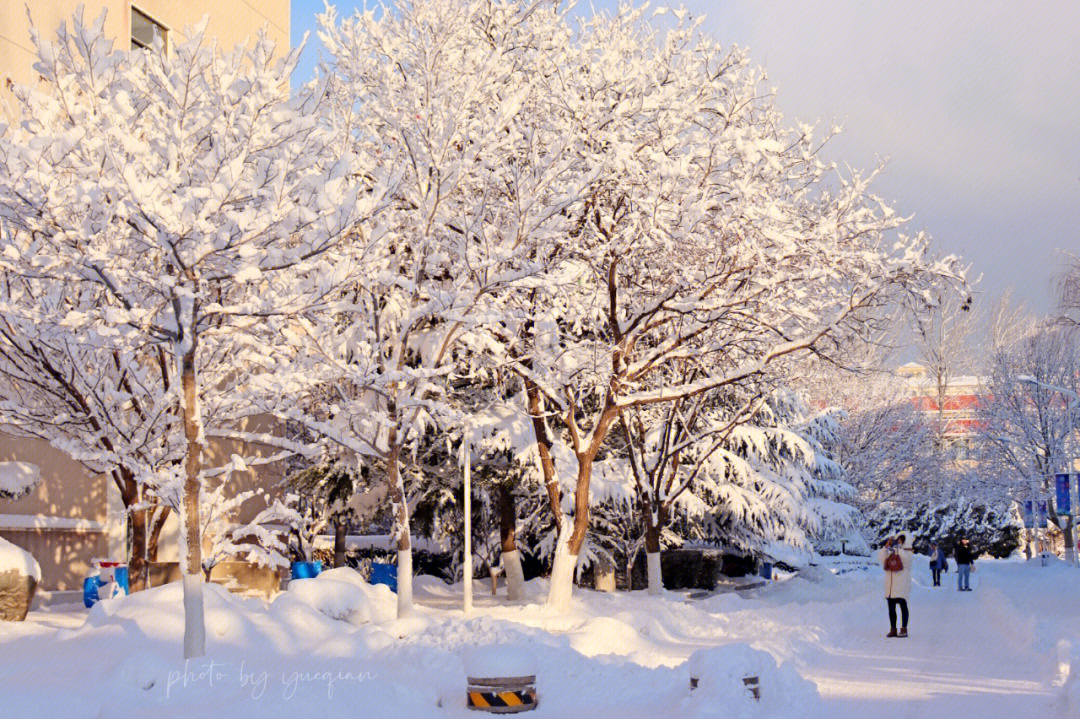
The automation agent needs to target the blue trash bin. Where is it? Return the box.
[113,566,130,596]
[370,562,398,593]
[291,560,322,580]
[83,575,105,608]
[759,562,773,580]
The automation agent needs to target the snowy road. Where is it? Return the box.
[0,557,1076,718]
[712,558,1070,718]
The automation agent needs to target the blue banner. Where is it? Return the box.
[1023,500,1035,529]
[1056,473,1072,516]
[1037,500,1049,528]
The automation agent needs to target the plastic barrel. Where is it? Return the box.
[760,562,773,580]
[113,566,130,597]
[290,561,323,580]
[370,562,398,593]
[82,576,103,608]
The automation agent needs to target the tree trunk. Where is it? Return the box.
[386,428,413,618]
[547,528,577,612]
[498,486,524,600]
[333,521,347,568]
[115,468,147,593]
[180,347,206,660]
[525,378,561,526]
[127,501,148,593]
[546,458,595,610]
[147,505,170,562]
[1063,515,1076,565]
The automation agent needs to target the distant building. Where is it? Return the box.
[897,362,983,460]
[0,1,291,592]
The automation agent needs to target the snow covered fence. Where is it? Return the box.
[464,646,537,713]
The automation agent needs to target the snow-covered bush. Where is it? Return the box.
[686,644,824,719]
[284,577,373,626]
[867,498,1020,557]
[0,536,40,581]
[0,462,40,500]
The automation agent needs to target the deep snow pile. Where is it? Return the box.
[0,558,1077,718]
[0,535,40,580]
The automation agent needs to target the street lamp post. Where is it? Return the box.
[1017,375,1080,566]
[463,431,473,614]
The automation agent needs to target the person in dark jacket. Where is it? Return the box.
[954,538,975,591]
[928,542,947,586]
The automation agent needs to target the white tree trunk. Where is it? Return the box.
[546,539,577,612]
[397,549,413,617]
[180,348,206,659]
[182,574,206,659]
[503,549,525,601]
[646,551,662,595]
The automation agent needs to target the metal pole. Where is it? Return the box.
[463,432,473,614]
[1066,401,1077,566]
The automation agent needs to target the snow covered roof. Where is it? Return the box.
[0,514,106,532]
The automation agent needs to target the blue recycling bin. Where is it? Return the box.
[83,575,105,608]
[113,566,129,595]
[759,562,773,580]
[370,562,398,592]
[83,563,130,607]
[291,560,322,580]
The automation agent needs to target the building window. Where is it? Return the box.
[131,7,167,51]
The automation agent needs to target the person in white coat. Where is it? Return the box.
[877,533,915,638]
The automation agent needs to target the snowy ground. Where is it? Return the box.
[1,556,1078,718]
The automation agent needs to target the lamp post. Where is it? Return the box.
[1017,375,1080,565]
[462,430,473,614]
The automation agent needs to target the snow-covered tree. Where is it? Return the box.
[976,322,1080,561]
[806,362,946,509]
[253,0,585,618]
[484,4,965,609]
[0,289,172,591]
[1056,252,1080,329]
[281,463,361,568]
[0,12,372,657]
[621,386,858,592]
[912,290,978,443]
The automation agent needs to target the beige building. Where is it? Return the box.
[0,1,291,592]
[2,1,289,117]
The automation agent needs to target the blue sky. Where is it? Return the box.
[291,1,1080,314]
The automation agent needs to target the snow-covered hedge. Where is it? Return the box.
[0,462,41,500]
[868,499,1020,557]
[277,567,396,626]
[0,536,40,580]
[686,644,824,719]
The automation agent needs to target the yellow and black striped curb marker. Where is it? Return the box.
[466,688,537,712]
[466,675,538,714]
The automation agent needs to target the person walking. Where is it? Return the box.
[929,542,947,587]
[878,533,914,638]
[954,537,975,591]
